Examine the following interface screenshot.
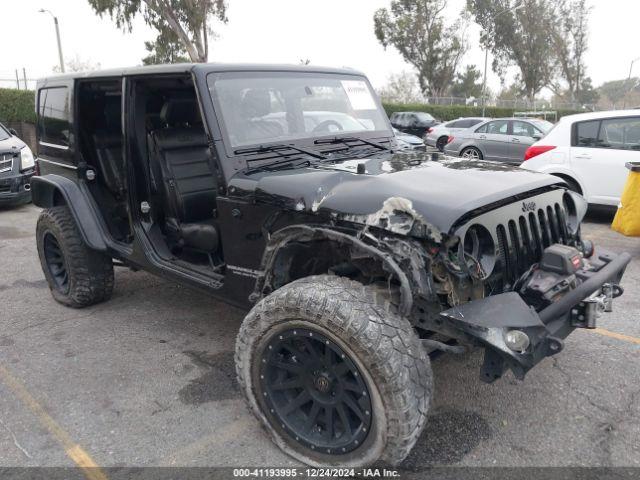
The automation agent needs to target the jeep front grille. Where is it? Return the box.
[0,156,13,174]
[496,202,570,289]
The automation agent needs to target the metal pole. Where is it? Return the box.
[15,69,20,89]
[22,68,27,90]
[481,47,488,117]
[623,58,639,109]
[480,2,523,117]
[53,16,65,73]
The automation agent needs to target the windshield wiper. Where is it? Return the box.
[235,143,326,160]
[244,158,312,175]
[313,136,392,151]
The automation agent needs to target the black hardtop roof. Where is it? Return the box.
[36,63,366,86]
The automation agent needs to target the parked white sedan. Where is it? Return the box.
[425,117,486,151]
[522,110,640,207]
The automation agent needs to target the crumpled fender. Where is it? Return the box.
[251,224,435,316]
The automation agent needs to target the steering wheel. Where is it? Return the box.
[312,120,344,134]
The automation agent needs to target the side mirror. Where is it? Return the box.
[532,133,542,141]
[9,128,18,136]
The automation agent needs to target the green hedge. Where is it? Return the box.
[382,102,580,121]
[0,88,36,124]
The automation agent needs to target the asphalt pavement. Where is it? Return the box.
[1,203,639,473]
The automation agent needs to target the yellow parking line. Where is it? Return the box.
[592,328,640,345]
[0,364,108,480]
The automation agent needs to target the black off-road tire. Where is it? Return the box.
[36,206,114,308]
[235,275,432,467]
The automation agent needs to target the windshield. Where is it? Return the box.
[531,119,554,132]
[0,123,10,141]
[208,72,391,149]
[415,112,434,122]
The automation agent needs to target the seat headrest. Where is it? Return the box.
[241,89,272,118]
[160,98,199,126]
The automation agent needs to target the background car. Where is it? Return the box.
[521,110,640,207]
[389,111,440,137]
[444,117,554,164]
[425,117,487,151]
[393,127,426,151]
[0,122,35,207]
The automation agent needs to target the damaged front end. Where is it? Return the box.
[250,164,630,384]
[326,187,629,383]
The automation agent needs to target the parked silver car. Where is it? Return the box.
[425,117,486,151]
[444,117,554,164]
[393,127,426,151]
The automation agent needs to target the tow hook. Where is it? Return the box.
[571,283,624,329]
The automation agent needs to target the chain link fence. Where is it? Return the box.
[420,95,595,112]
[0,70,37,91]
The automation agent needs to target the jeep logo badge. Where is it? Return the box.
[522,201,536,213]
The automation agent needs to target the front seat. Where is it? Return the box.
[148,98,219,253]
[239,89,284,142]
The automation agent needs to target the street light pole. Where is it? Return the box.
[481,48,489,117]
[623,57,640,109]
[480,2,523,117]
[39,9,65,73]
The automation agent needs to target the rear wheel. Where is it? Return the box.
[461,147,483,160]
[436,136,448,152]
[235,275,432,467]
[36,206,114,308]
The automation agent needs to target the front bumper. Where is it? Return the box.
[0,169,34,205]
[439,248,631,382]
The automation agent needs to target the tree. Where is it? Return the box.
[53,54,101,73]
[142,27,190,65]
[377,71,424,103]
[450,65,483,98]
[374,0,468,98]
[550,0,591,103]
[598,78,639,108]
[575,77,599,105]
[87,0,228,63]
[467,0,558,102]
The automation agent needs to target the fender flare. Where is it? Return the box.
[250,225,415,316]
[31,175,108,251]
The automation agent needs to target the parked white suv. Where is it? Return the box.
[522,110,640,207]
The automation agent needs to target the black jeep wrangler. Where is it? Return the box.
[32,64,629,467]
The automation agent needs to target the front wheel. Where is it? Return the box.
[460,147,483,160]
[36,206,114,308]
[235,275,432,467]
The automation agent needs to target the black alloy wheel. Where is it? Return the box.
[43,231,69,294]
[258,328,372,455]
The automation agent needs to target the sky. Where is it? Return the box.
[2,0,639,94]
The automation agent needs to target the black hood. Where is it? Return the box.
[229,151,563,235]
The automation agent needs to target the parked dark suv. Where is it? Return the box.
[0,122,35,206]
[389,111,439,137]
[31,64,629,468]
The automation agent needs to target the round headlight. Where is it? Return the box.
[504,330,530,353]
[562,191,587,234]
[462,224,496,280]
